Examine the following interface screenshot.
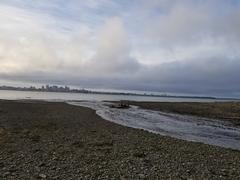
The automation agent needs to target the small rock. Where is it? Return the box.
[39,162,45,167]
[133,151,146,158]
[139,174,145,179]
[35,166,41,172]
[3,172,10,177]
[39,173,47,179]
[52,176,59,179]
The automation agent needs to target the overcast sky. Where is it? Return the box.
[0,0,240,97]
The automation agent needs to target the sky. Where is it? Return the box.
[0,0,240,97]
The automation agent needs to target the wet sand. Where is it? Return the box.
[0,100,240,179]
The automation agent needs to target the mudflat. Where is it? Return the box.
[129,101,240,126]
[0,100,240,179]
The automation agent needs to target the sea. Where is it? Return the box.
[0,90,230,102]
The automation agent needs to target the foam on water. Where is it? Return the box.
[68,101,240,150]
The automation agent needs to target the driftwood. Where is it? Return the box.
[110,101,130,109]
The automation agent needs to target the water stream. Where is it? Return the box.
[68,101,240,150]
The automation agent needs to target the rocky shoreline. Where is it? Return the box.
[0,100,240,179]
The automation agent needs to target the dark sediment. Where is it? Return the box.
[0,100,240,179]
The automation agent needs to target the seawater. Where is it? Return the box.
[0,90,228,102]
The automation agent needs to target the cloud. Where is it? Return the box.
[89,56,240,97]
[0,5,139,82]
[0,1,240,97]
[143,0,240,46]
[0,4,93,74]
[138,57,240,94]
[86,17,140,77]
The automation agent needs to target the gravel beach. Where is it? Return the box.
[0,100,240,179]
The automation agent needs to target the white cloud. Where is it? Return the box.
[0,4,93,74]
[0,0,240,97]
[86,17,139,76]
[144,0,240,46]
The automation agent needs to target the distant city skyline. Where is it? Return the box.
[3,84,230,100]
[0,1,240,97]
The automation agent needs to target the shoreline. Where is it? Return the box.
[70,101,240,151]
[2,88,237,100]
[0,100,240,179]
[127,101,240,127]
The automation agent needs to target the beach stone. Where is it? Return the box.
[1,100,240,179]
[39,173,47,178]
[138,173,145,179]
[39,162,45,167]
[52,175,59,179]
[3,172,10,177]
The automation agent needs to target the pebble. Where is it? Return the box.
[0,101,240,179]
[138,173,145,179]
[39,173,47,178]
[3,172,10,177]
